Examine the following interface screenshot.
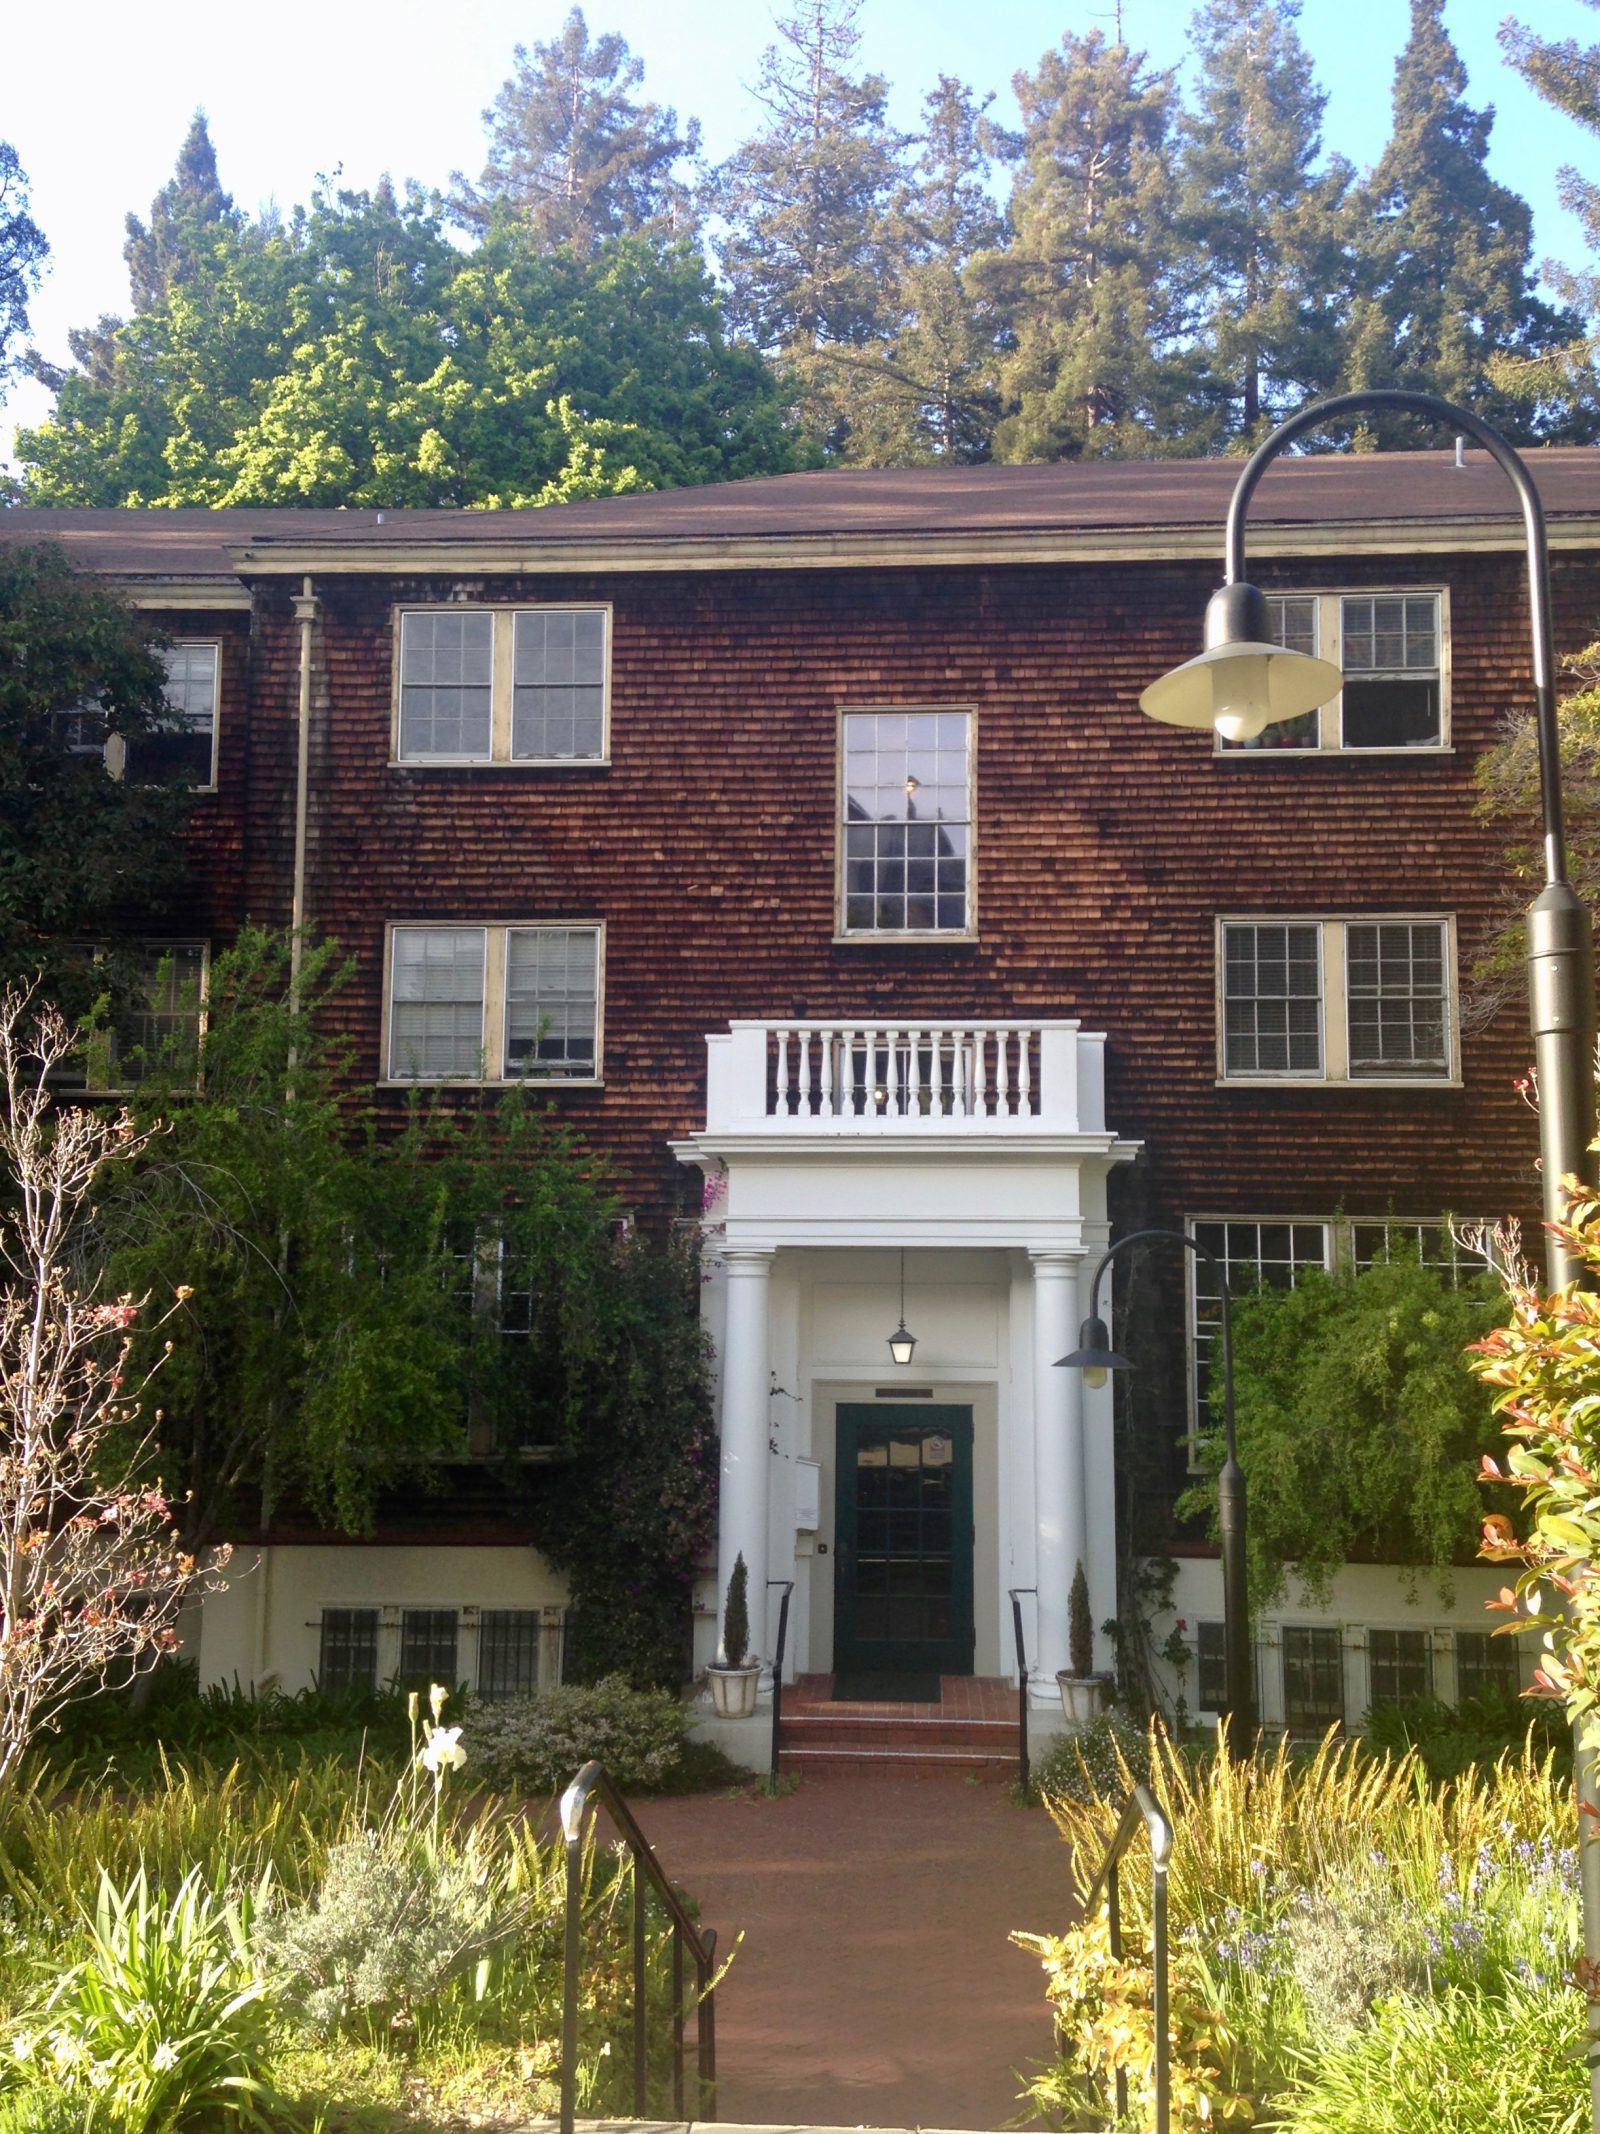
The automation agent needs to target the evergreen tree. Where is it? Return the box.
[862,77,1006,463]
[123,111,238,312]
[714,0,908,457]
[1343,0,1584,442]
[975,29,1197,462]
[453,8,699,254]
[1178,0,1352,440]
[0,142,47,392]
[1495,3,1600,423]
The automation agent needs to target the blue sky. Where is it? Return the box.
[4,0,1597,466]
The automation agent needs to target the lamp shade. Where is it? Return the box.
[1056,1315,1132,1392]
[1141,582,1344,743]
[888,1320,917,1366]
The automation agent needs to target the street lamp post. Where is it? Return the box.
[1140,386,1599,2126]
[1059,1227,1253,1761]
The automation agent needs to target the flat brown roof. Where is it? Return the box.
[3,447,1597,582]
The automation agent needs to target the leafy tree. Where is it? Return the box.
[1342,0,1587,444]
[96,930,715,1684]
[1179,1247,1506,1610]
[0,141,47,392]
[18,186,797,506]
[714,0,908,458]
[0,542,192,1009]
[453,7,699,253]
[1177,0,1352,441]
[1494,2,1600,424]
[975,30,1202,462]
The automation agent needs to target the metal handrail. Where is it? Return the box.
[767,1579,794,1788]
[1008,1585,1036,1793]
[558,1760,718,2134]
[1082,1783,1174,2134]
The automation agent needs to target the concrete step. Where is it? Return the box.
[778,1714,1015,1751]
[779,1744,1019,1776]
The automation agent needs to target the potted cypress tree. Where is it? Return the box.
[708,1552,762,1719]
[1057,1560,1104,1724]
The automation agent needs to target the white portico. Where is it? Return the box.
[673,1020,1137,1695]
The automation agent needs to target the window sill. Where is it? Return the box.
[1215,1075,1462,1092]
[378,1076,604,1091]
[1215,745,1453,761]
[389,758,610,772]
[832,930,979,948]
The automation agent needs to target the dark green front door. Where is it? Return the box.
[834,1406,974,1676]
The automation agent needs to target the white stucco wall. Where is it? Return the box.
[1147,1555,1532,1732]
[194,1544,569,1695]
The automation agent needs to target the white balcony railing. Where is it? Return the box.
[702,1020,1106,1137]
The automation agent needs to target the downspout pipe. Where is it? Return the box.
[289,576,317,1016]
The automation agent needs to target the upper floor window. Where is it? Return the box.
[841,708,972,938]
[385,922,602,1083]
[60,644,220,788]
[1224,591,1446,755]
[395,607,609,765]
[1219,916,1454,1084]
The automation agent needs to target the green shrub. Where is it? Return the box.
[13,1865,279,2132]
[1362,1692,1571,1783]
[1029,1705,1153,1807]
[1280,1978,1586,2134]
[463,1678,689,1797]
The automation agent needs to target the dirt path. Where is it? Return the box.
[617,1772,1071,2131]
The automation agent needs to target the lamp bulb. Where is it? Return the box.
[1213,701,1270,744]
[1083,1365,1108,1392]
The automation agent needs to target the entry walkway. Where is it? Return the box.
[624,1770,1068,2131]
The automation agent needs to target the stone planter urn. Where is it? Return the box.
[708,1662,762,1720]
[1057,1672,1104,1726]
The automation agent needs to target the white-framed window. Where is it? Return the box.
[1454,1628,1521,1702]
[394,607,610,765]
[1186,1214,1495,1459]
[1366,1626,1434,1709]
[60,940,208,1092]
[62,643,221,787]
[1222,590,1447,755]
[318,1608,379,1693]
[840,708,973,937]
[1282,1623,1345,1734]
[384,922,603,1084]
[1219,916,1454,1084]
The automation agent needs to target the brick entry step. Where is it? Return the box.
[778,1675,1020,1778]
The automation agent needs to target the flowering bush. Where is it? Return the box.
[1028,1704,1153,1806]
[464,1676,690,1797]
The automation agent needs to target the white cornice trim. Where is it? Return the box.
[225,517,1600,578]
[669,1132,1140,1166]
[118,578,252,610]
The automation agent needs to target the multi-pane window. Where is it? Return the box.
[1346,922,1448,1077]
[841,710,971,936]
[478,1610,544,1699]
[1367,1628,1433,1709]
[59,941,208,1092]
[318,1608,379,1693]
[388,929,487,1080]
[1349,1221,1494,1286]
[1282,1625,1345,1733]
[123,642,219,786]
[1220,917,1454,1084]
[1341,595,1441,748]
[513,611,606,759]
[398,1608,459,1689]
[1222,922,1322,1075]
[1189,1221,1330,1449]
[505,928,598,1075]
[386,924,603,1083]
[395,607,609,764]
[398,613,493,759]
[1220,591,1445,755]
[1456,1629,1520,1702]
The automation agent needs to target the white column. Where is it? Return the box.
[716,1248,774,1667]
[1031,1250,1086,1687]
